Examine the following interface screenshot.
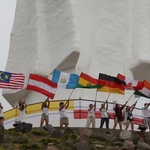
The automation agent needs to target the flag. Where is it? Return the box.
[77,72,103,88]
[0,71,25,89]
[117,73,143,90]
[98,73,126,94]
[134,80,150,98]
[27,74,57,99]
[52,69,79,89]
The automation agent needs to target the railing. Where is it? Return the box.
[4,98,143,125]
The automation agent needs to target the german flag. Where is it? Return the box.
[97,73,126,94]
[77,72,103,89]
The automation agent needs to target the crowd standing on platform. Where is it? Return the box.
[1,98,150,133]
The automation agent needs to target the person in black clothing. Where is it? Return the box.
[125,101,137,131]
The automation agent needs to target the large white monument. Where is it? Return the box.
[2,0,150,128]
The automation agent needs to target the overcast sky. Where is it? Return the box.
[0,0,16,111]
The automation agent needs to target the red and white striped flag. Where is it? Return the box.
[0,71,25,89]
[27,74,57,99]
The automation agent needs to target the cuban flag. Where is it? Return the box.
[52,69,79,89]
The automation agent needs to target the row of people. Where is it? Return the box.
[0,99,150,132]
[40,98,69,128]
[86,100,150,131]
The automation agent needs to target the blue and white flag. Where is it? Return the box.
[52,69,79,89]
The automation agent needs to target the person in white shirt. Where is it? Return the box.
[59,99,69,128]
[142,103,150,131]
[40,97,50,127]
[0,103,4,125]
[99,100,109,129]
[86,101,96,128]
[18,100,27,123]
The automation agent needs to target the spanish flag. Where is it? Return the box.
[77,72,103,89]
[97,73,126,94]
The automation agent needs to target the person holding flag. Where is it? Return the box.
[0,103,4,125]
[113,101,128,130]
[18,100,27,123]
[59,99,70,128]
[142,103,150,132]
[99,100,109,129]
[40,97,50,127]
[125,101,137,131]
[86,101,96,128]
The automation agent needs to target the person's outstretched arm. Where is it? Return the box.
[121,101,128,109]
[105,100,108,110]
[131,101,137,112]
[65,99,69,109]
[46,98,50,109]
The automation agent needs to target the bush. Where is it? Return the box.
[20,143,40,150]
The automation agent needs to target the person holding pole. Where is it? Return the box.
[113,101,128,130]
[142,102,150,132]
[18,100,27,123]
[125,101,137,131]
[0,103,4,125]
[59,99,69,128]
[40,97,50,127]
[86,101,96,128]
[99,100,109,129]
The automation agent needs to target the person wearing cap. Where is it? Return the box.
[142,103,150,132]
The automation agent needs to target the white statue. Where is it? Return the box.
[3,0,150,117]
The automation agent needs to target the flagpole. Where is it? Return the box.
[106,93,111,100]
[95,90,98,101]
[23,74,30,102]
[136,96,140,102]
[68,89,74,100]
[126,93,134,103]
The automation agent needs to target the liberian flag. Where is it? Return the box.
[134,80,150,99]
[0,71,25,89]
[98,73,126,94]
[117,73,143,90]
[27,74,57,99]
[77,72,103,88]
[52,69,79,89]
